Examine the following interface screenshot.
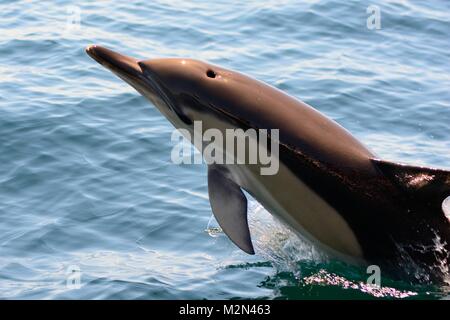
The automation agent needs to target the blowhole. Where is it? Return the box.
[442,196,450,221]
[206,69,216,78]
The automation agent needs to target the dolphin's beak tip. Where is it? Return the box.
[85,44,96,59]
[86,44,102,56]
[85,44,94,52]
[85,45,142,78]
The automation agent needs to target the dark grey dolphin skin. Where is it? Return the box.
[86,45,450,283]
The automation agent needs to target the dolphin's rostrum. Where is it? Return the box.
[86,45,450,283]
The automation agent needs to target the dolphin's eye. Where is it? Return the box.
[443,196,450,221]
[206,69,216,78]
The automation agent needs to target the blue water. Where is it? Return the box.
[0,0,449,299]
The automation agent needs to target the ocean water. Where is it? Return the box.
[0,0,449,299]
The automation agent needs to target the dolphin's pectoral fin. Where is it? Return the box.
[207,165,255,254]
[372,158,450,211]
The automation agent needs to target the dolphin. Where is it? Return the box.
[86,45,450,283]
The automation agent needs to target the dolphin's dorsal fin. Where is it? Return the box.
[207,165,254,254]
[371,158,450,202]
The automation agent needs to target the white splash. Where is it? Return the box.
[442,196,450,222]
[303,270,418,299]
[249,201,324,261]
[205,198,326,274]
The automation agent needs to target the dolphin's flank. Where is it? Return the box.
[86,45,450,283]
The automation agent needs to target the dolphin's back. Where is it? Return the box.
[200,67,377,174]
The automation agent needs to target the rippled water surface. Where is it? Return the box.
[0,0,449,299]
